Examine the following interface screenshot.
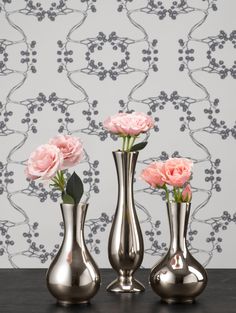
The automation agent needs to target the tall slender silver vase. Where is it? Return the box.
[46,203,101,305]
[150,202,207,303]
[107,151,145,293]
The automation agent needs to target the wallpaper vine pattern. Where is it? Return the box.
[0,0,235,268]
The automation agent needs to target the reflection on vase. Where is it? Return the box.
[150,202,207,303]
[46,203,101,305]
[107,151,145,293]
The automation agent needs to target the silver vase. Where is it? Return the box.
[107,151,145,293]
[150,202,208,303]
[46,203,101,305]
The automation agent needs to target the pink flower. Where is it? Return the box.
[25,144,63,180]
[141,162,166,188]
[163,158,193,187]
[103,112,154,136]
[49,135,84,169]
[103,113,127,134]
[182,184,192,202]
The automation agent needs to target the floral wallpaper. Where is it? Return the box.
[0,0,235,268]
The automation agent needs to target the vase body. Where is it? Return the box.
[150,202,207,303]
[46,203,101,305]
[107,151,145,293]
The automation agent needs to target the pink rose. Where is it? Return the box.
[163,158,193,187]
[103,113,127,134]
[103,112,154,136]
[25,144,63,180]
[182,184,192,202]
[49,135,84,169]
[141,162,166,188]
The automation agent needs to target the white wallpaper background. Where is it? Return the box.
[0,0,235,268]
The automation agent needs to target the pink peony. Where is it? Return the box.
[141,162,166,188]
[25,144,63,180]
[49,135,84,169]
[182,184,192,202]
[103,112,154,136]
[163,158,193,187]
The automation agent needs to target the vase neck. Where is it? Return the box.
[61,203,88,248]
[113,151,138,206]
[167,202,190,255]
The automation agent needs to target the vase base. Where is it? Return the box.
[106,277,145,293]
[161,298,195,304]
[58,300,89,306]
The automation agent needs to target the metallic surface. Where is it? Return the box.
[107,151,145,293]
[46,203,101,305]
[150,202,208,303]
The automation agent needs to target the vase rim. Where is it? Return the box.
[166,200,191,207]
[112,150,139,154]
[166,201,191,206]
[60,202,89,207]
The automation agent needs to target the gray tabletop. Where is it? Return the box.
[0,269,235,313]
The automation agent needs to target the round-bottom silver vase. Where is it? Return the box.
[46,203,101,305]
[150,202,208,304]
[107,151,145,293]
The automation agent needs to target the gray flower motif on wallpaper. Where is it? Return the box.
[0,0,236,268]
[57,32,158,80]
[19,0,74,21]
[18,92,101,135]
[0,40,37,75]
[0,40,10,75]
[117,0,217,18]
[0,212,111,264]
[1,0,97,21]
[179,30,236,79]
[120,91,236,140]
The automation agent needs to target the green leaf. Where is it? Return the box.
[130,141,148,152]
[66,172,84,205]
[62,193,75,204]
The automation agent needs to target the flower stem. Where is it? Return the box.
[126,136,131,152]
[51,170,65,192]
[127,136,136,152]
[163,184,170,203]
[173,187,178,202]
[179,188,182,202]
[122,136,126,152]
[173,187,182,202]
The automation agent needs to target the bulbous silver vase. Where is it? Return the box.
[46,203,101,306]
[107,151,145,293]
[150,202,207,303]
